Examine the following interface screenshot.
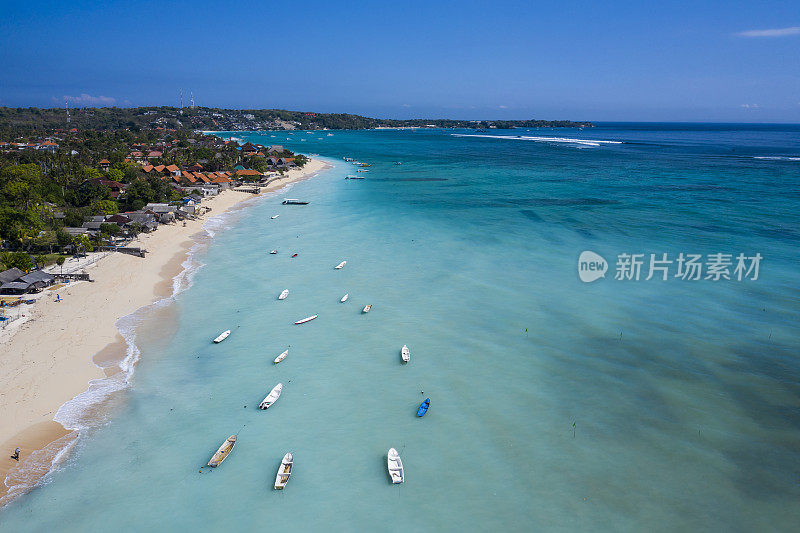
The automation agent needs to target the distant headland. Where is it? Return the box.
[0,106,592,133]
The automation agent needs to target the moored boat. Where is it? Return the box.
[213,330,231,343]
[417,398,430,417]
[274,349,288,364]
[260,383,283,409]
[362,304,372,314]
[207,435,236,467]
[291,253,298,258]
[282,199,309,205]
[271,214,279,219]
[335,261,347,269]
[278,289,289,300]
[340,293,349,303]
[274,452,293,489]
[401,345,410,363]
[270,250,277,254]
[294,314,318,325]
[387,448,404,484]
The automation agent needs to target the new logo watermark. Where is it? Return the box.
[578,251,762,282]
[578,251,608,282]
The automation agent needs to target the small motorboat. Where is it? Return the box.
[207,435,236,467]
[213,330,231,343]
[274,349,288,364]
[362,305,372,314]
[282,199,309,205]
[401,345,410,363]
[270,250,277,254]
[387,448,404,484]
[335,261,347,269]
[274,452,293,489]
[291,253,298,258]
[340,293,349,303]
[294,314,318,325]
[345,175,365,180]
[417,398,430,417]
[271,215,279,219]
[260,383,283,409]
[278,289,289,300]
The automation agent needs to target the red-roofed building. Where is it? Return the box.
[147,151,163,159]
[98,159,111,171]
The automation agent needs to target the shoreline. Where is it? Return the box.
[0,158,329,506]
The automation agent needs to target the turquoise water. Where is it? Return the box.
[2,124,799,531]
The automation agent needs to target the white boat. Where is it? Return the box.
[362,305,372,314]
[387,448,404,483]
[271,215,279,219]
[278,289,289,300]
[213,330,231,343]
[401,345,411,363]
[335,261,346,269]
[259,383,283,409]
[270,250,277,254]
[340,293,349,303]
[294,314,318,325]
[274,452,293,489]
[274,350,288,364]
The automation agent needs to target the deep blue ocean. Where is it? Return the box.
[1,124,799,531]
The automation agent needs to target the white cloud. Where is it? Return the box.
[740,104,760,109]
[498,105,508,109]
[736,26,800,38]
[61,94,117,106]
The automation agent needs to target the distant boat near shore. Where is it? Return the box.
[274,452,293,489]
[278,289,289,300]
[387,448,404,484]
[335,261,347,269]
[282,199,309,205]
[271,214,279,219]
[340,293,349,303]
[362,304,372,314]
[401,345,410,363]
[274,350,288,364]
[213,330,230,343]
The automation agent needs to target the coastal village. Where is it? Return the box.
[0,126,307,320]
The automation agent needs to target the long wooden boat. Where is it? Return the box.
[207,435,236,467]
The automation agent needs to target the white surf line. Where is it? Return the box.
[451,133,623,147]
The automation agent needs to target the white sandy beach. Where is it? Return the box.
[0,159,327,503]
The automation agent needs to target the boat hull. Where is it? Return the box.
[417,398,430,417]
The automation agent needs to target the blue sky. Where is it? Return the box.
[1,0,799,122]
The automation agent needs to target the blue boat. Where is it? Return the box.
[416,398,430,417]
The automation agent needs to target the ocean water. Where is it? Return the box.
[1,124,799,531]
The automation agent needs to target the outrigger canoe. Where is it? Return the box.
[417,398,430,417]
[208,435,236,467]
[294,314,318,325]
